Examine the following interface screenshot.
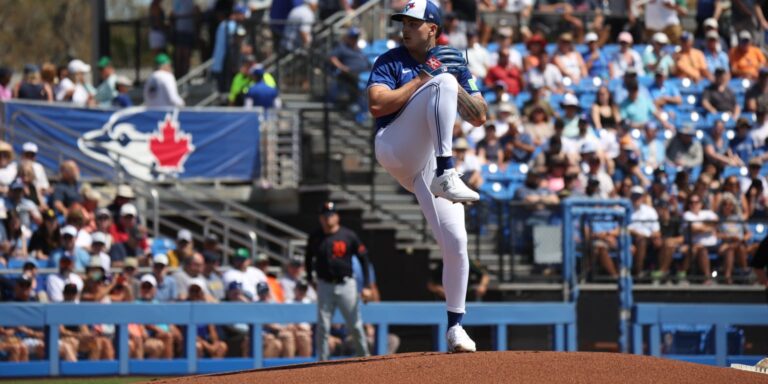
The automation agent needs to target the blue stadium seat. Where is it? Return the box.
[575,76,605,94]
[632,44,650,56]
[545,43,557,56]
[721,166,746,179]
[513,43,528,56]
[760,163,768,176]
[574,44,588,55]
[487,42,499,53]
[358,71,371,89]
[480,181,511,200]
[151,237,176,256]
[638,75,654,88]
[729,77,752,95]
[667,77,699,96]
[601,44,620,58]
[748,222,768,244]
[481,163,509,182]
[505,162,529,182]
[483,91,497,104]
[579,92,596,110]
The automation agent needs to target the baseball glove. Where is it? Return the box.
[420,46,468,77]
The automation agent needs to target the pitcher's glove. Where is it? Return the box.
[420,46,468,77]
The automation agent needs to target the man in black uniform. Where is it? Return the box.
[305,201,372,360]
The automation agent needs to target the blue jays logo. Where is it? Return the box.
[404,2,415,11]
[78,107,195,181]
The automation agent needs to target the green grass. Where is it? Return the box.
[3,377,157,384]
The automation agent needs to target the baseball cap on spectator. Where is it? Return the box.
[97,56,112,68]
[679,124,696,135]
[454,138,469,151]
[391,0,442,26]
[117,184,135,199]
[526,34,546,48]
[749,158,763,167]
[255,252,269,263]
[202,250,220,264]
[250,64,265,77]
[234,247,250,259]
[120,203,137,217]
[319,201,337,216]
[205,233,219,243]
[739,30,752,41]
[618,32,633,44]
[233,4,248,14]
[63,283,79,296]
[155,53,171,66]
[227,281,244,291]
[141,274,157,288]
[91,231,107,245]
[256,281,270,296]
[706,31,720,40]
[96,207,111,218]
[87,256,104,270]
[681,31,693,42]
[23,64,39,74]
[630,185,645,196]
[652,32,669,45]
[116,76,132,87]
[654,66,667,76]
[177,229,193,242]
[498,103,515,114]
[9,179,23,190]
[497,27,513,38]
[585,32,598,43]
[22,142,38,154]
[153,253,169,266]
[559,32,574,43]
[124,257,139,269]
[347,27,361,37]
[560,93,580,109]
[703,18,718,29]
[68,59,91,74]
[61,225,78,237]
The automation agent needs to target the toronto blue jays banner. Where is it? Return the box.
[3,101,261,181]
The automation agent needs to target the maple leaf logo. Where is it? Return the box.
[404,2,415,11]
[149,114,194,173]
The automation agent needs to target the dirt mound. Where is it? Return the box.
[149,351,768,384]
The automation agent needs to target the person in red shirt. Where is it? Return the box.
[485,47,523,95]
[109,203,148,263]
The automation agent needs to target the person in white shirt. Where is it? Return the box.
[279,257,317,303]
[89,232,112,271]
[610,32,644,80]
[525,52,564,95]
[282,0,318,52]
[0,141,17,193]
[466,31,490,79]
[222,247,267,300]
[56,59,95,107]
[642,0,685,45]
[20,142,50,195]
[143,53,185,108]
[452,138,483,190]
[682,194,719,284]
[174,252,211,300]
[46,256,84,302]
[628,186,661,277]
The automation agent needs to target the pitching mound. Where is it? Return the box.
[149,351,768,384]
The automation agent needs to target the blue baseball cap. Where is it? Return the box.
[391,0,442,26]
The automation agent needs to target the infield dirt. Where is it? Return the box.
[146,351,768,384]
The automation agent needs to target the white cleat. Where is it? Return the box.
[447,325,476,353]
[430,169,480,203]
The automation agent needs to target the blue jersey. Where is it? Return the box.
[367,46,480,130]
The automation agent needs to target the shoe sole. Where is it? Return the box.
[448,346,477,353]
[432,194,480,204]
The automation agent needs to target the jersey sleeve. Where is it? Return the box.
[367,54,397,90]
[457,68,481,96]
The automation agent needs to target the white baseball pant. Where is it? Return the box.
[374,73,469,314]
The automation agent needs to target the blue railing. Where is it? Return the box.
[0,302,576,377]
[632,303,768,366]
